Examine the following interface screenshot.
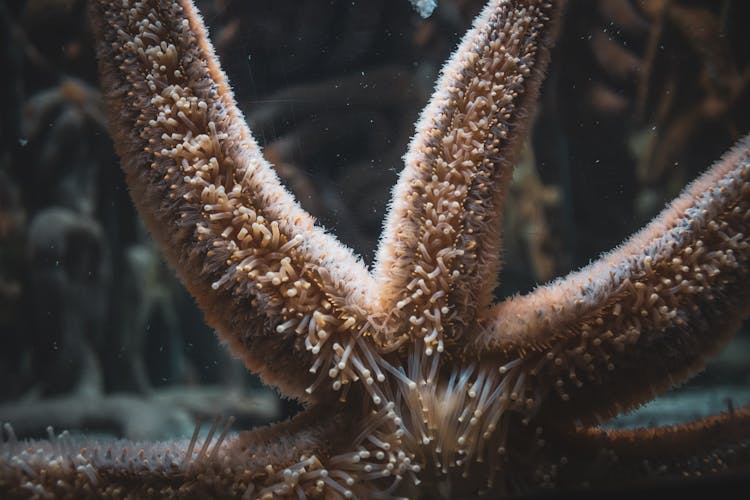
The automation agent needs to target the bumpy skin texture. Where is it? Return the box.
[474,137,750,423]
[2,0,750,498]
[90,0,377,402]
[374,0,557,353]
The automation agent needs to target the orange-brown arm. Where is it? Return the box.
[373,0,562,355]
[89,0,376,400]
[472,136,750,422]
[0,405,415,498]
[533,406,750,492]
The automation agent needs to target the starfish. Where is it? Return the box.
[2,0,750,498]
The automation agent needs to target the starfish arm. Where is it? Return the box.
[535,406,750,492]
[89,0,376,400]
[372,0,561,353]
[0,406,415,498]
[473,135,750,422]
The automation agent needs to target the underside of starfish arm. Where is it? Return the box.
[0,406,415,498]
[534,405,750,492]
[89,0,376,400]
[372,0,562,354]
[472,135,750,423]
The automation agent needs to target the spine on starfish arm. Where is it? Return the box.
[0,406,418,498]
[88,0,378,400]
[373,0,562,354]
[474,135,750,423]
